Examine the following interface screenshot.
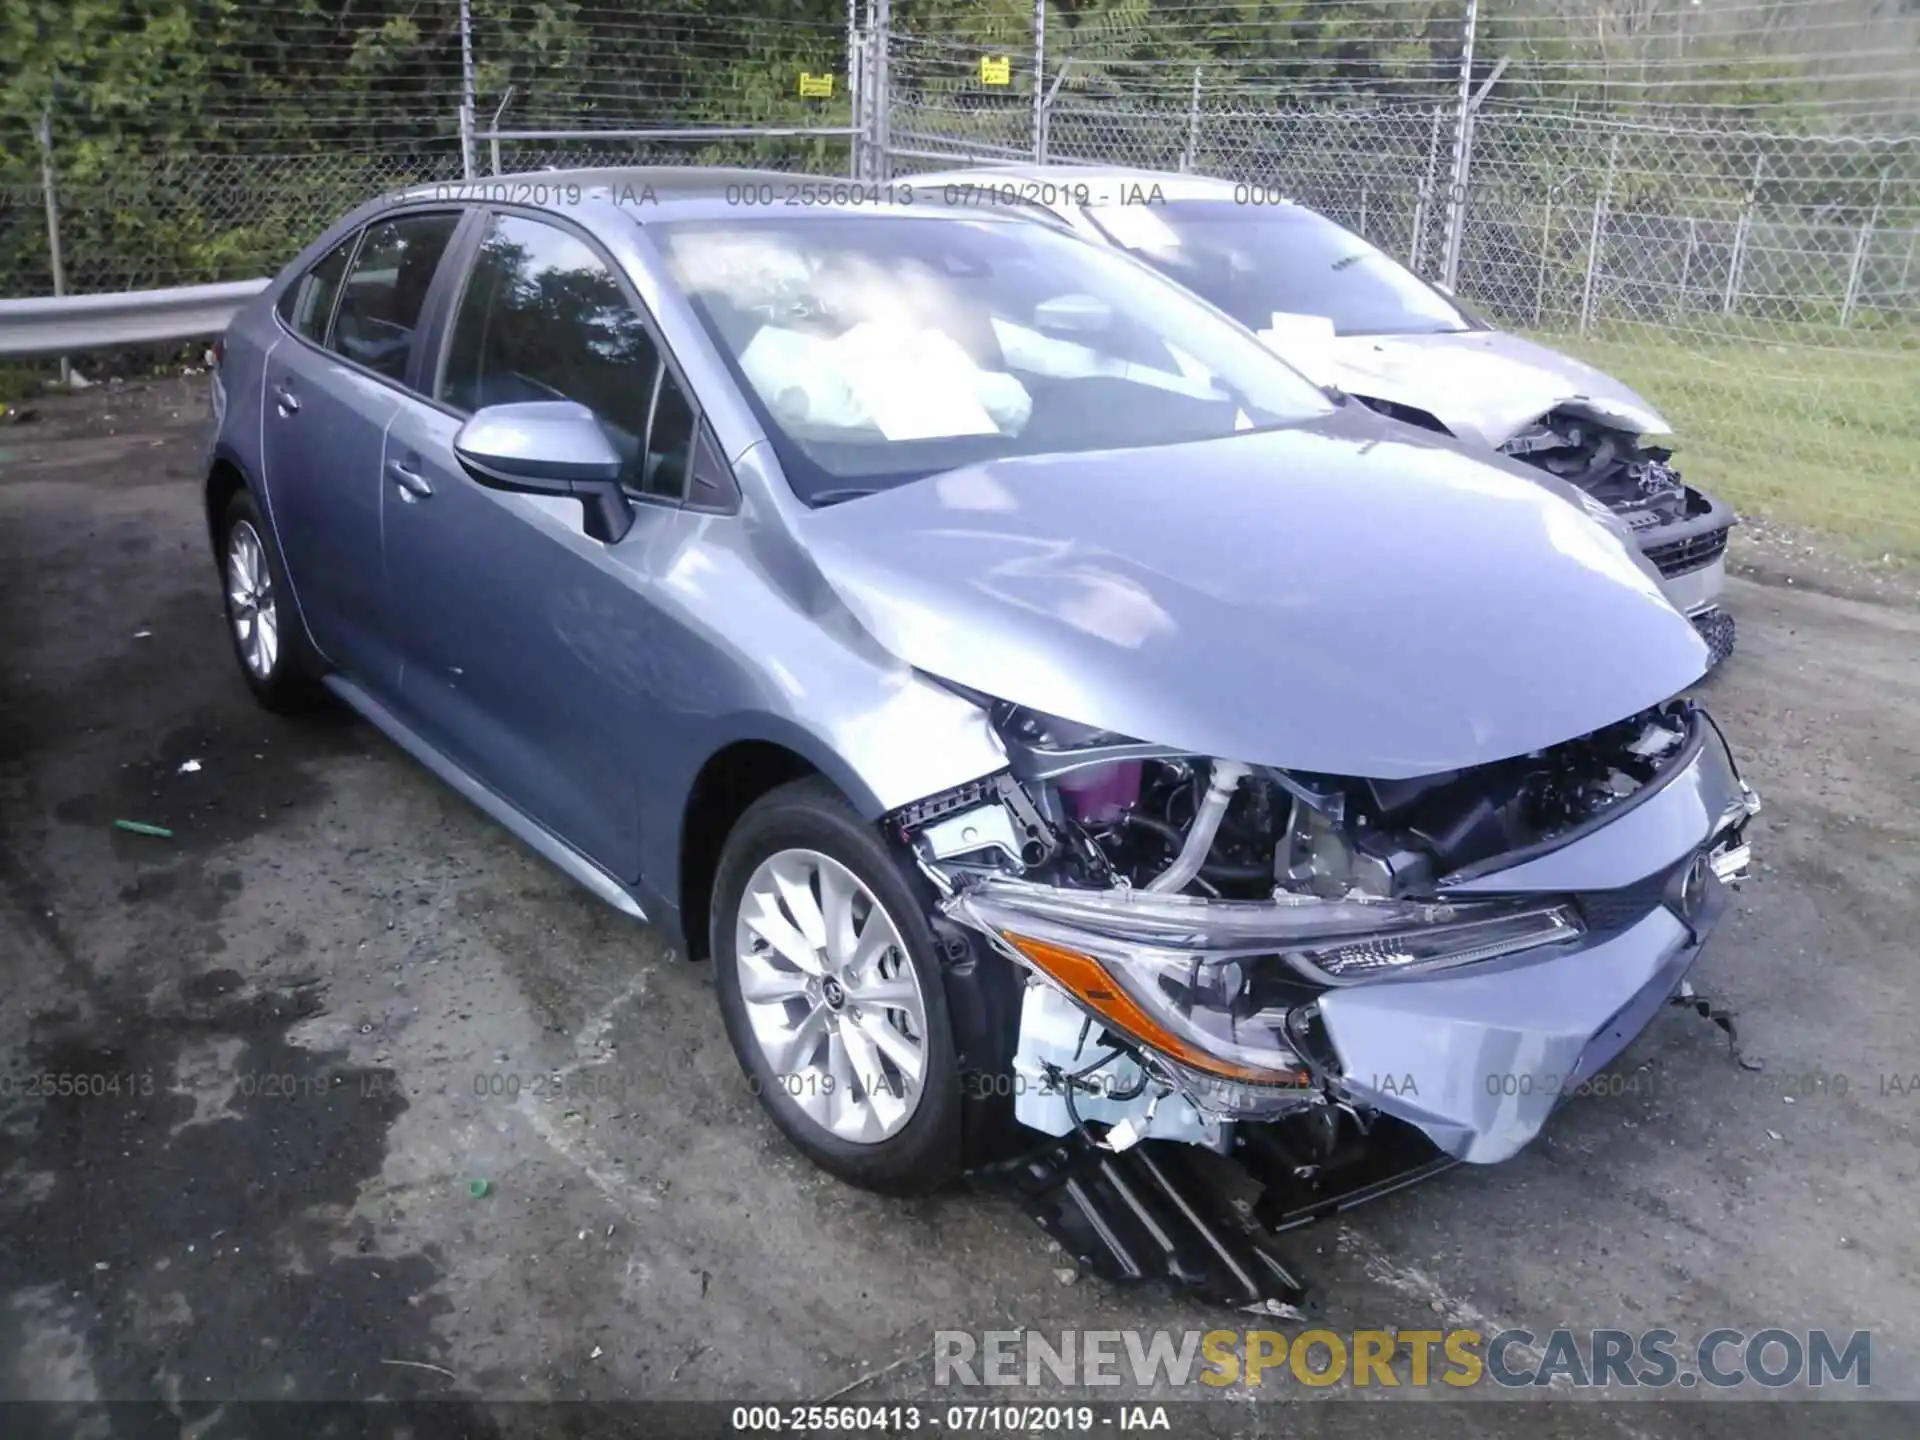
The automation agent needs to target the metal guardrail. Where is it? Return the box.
[0,278,270,359]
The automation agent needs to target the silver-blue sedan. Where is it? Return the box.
[203,168,1756,1242]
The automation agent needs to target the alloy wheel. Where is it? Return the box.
[226,520,279,679]
[733,848,930,1143]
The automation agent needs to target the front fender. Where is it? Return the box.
[638,692,1007,941]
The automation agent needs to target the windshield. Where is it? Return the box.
[1084,199,1474,338]
[651,214,1332,504]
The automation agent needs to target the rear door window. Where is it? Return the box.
[328,212,462,382]
[277,235,358,343]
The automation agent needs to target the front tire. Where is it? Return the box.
[711,778,964,1194]
[1693,608,1737,669]
[220,490,324,713]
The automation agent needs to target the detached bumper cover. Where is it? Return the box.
[1659,553,1728,620]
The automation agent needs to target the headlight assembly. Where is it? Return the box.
[999,930,1311,1085]
[1284,904,1583,984]
[947,878,1585,1086]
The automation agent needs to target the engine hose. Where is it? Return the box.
[1121,811,1184,849]
[1118,812,1270,883]
[1147,761,1252,893]
[1199,858,1275,882]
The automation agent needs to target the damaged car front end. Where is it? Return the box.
[888,693,1756,1303]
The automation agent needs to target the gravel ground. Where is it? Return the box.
[1,378,1916,1440]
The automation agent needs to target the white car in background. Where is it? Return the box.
[916,163,1738,665]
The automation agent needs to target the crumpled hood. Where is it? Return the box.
[797,412,1709,779]
[1281,329,1671,450]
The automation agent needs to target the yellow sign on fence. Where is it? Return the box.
[798,72,835,98]
[980,56,1011,86]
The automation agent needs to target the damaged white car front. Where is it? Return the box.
[894,696,1758,1179]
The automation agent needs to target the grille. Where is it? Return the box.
[1576,862,1681,933]
[1644,525,1731,578]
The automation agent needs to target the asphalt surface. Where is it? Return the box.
[1,378,1916,1439]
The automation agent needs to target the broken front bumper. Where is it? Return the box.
[1318,899,1713,1162]
[946,714,1758,1167]
[1637,486,1734,626]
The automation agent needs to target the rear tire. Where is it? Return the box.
[711,777,965,1195]
[219,490,325,713]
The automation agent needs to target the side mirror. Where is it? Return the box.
[454,401,633,543]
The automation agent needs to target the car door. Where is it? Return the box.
[259,210,463,686]
[379,208,720,877]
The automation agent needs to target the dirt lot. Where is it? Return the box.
[2,378,1917,1438]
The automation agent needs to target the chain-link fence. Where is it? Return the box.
[3,1,1916,555]
[0,2,858,303]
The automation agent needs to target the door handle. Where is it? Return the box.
[387,458,434,499]
[271,384,300,416]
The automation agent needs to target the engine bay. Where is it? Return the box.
[904,700,1697,904]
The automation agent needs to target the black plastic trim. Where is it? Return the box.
[1439,704,1710,889]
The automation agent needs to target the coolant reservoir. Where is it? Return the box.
[1053,761,1143,825]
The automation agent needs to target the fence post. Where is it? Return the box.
[34,102,71,387]
[1411,106,1444,272]
[1841,171,1889,329]
[847,0,862,179]
[1532,193,1553,329]
[1723,151,1763,317]
[1181,67,1201,174]
[1033,0,1047,163]
[488,88,514,176]
[872,0,891,181]
[1579,135,1618,337]
[1840,221,1873,329]
[1673,217,1696,320]
[458,0,477,180]
[1440,0,1478,289]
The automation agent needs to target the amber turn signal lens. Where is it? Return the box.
[998,930,1308,1087]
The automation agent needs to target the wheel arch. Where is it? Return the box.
[204,447,254,562]
[206,446,332,684]
[674,734,879,962]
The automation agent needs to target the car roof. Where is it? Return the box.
[908,162,1290,208]
[382,165,1058,226]
[385,165,790,214]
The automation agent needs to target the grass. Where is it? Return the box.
[0,363,55,407]
[1536,324,1920,562]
